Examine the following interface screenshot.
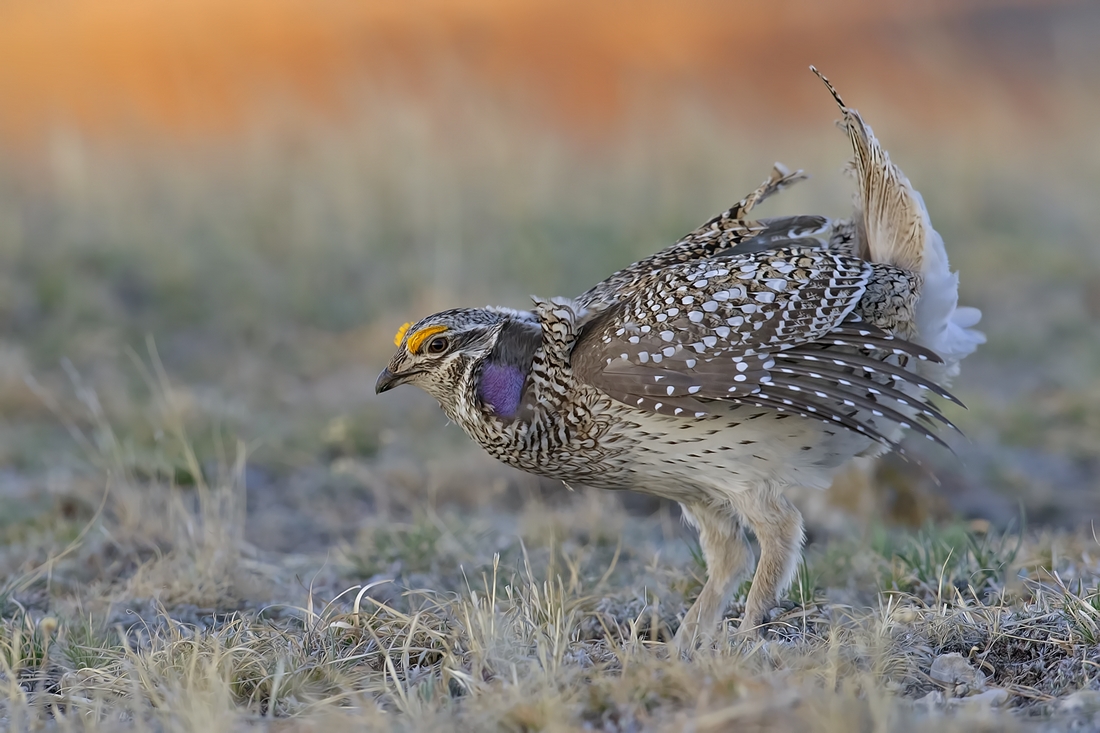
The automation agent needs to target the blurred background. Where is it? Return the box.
[0,0,1098,550]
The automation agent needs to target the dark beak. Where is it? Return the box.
[375,368,400,394]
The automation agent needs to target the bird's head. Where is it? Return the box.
[375,307,541,423]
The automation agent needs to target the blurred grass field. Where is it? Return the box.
[1,0,1099,729]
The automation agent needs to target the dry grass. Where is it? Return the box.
[2,411,1100,731]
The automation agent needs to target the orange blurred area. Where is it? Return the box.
[0,0,1091,146]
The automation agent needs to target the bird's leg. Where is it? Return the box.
[674,503,753,652]
[736,492,805,634]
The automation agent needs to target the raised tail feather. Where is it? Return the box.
[811,66,986,382]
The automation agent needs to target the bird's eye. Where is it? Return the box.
[426,336,449,354]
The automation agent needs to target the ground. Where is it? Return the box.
[3,435,1100,731]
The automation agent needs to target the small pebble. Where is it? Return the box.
[947,687,1009,709]
[1060,690,1100,712]
[892,607,920,624]
[914,690,945,711]
[929,653,987,695]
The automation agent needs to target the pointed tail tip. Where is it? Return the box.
[809,65,847,112]
[770,162,808,186]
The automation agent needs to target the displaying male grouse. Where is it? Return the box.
[375,70,984,649]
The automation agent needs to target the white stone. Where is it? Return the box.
[929,653,987,693]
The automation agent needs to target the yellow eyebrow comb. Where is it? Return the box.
[393,322,411,347]
[406,325,449,353]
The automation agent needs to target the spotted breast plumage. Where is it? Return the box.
[375,69,985,649]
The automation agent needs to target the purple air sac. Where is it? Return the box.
[478,363,525,418]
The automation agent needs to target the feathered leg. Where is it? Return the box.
[735,490,805,633]
[675,503,753,652]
